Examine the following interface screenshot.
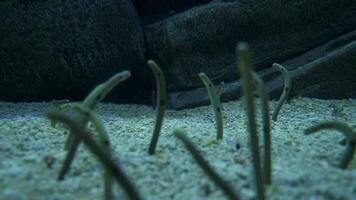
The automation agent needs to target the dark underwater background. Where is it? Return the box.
[0,1,355,200]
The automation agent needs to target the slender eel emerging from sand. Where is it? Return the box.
[237,42,265,200]
[174,129,240,200]
[199,72,224,140]
[147,60,167,155]
[271,63,291,121]
[82,70,132,109]
[57,71,131,180]
[252,72,272,185]
[304,121,356,169]
[71,105,113,200]
[47,111,142,200]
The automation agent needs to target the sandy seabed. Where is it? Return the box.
[0,97,355,200]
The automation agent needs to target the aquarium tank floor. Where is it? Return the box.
[0,97,355,200]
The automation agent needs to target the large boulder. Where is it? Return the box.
[136,0,212,23]
[145,0,356,92]
[0,0,145,102]
[168,30,356,109]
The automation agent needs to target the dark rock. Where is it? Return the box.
[140,0,170,23]
[167,0,213,13]
[145,0,356,92]
[168,30,356,110]
[285,34,356,100]
[138,0,212,23]
[0,0,145,102]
